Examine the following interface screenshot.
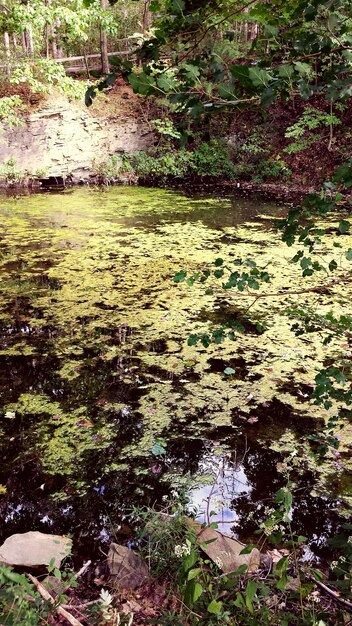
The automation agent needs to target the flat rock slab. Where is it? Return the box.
[108,543,150,589]
[0,532,72,568]
[197,527,260,574]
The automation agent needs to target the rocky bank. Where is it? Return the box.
[0,90,154,183]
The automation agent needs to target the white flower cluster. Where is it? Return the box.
[174,540,191,558]
[215,556,223,569]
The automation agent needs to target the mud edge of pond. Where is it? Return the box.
[0,176,316,204]
[2,174,351,205]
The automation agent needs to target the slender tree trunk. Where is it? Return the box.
[3,30,11,74]
[56,19,63,58]
[83,48,90,78]
[12,32,18,55]
[46,0,58,59]
[250,23,258,42]
[51,24,58,58]
[27,22,34,55]
[142,0,151,34]
[21,30,28,54]
[100,0,109,74]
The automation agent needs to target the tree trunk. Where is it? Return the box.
[142,0,151,34]
[21,30,28,54]
[27,23,34,55]
[51,23,58,58]
[56,19,63,58]
[12,33,18,55]
[3,30,11,74]
[100,0,109,74]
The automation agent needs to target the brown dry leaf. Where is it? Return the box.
[267,549,285,564]
[121,599,142,614]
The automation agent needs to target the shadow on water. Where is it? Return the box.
[0,186,350,563]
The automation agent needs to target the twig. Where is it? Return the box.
[27,574,85,626]
[175,596,203,619]
[242,285,330,312]
[308,574,352,612]
[76,560,91,579]
[62,600,97,610]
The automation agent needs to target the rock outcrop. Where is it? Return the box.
[0,531,72,568]
[108,543,150,589]
[0,92,153,182]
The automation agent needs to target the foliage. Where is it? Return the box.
[132,492,349,625]
[10,58,86,99]
[0,158,48,185]
[0,566,47,626]
[0,561,78,625]
[284,106,342,153]
[92,154,123,181]
[110,0,352,116]
[123,140,236,181]
[0,158,27,185]
[174,256,270,346]
[0,95,24,129]
[151,117,182,140]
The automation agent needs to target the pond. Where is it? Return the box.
[0,186,351,563]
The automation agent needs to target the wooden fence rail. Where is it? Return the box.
[0,49,135,73]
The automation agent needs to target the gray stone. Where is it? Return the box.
[0,531,72,568]
[108,543,150,589]
[197,527,260,574]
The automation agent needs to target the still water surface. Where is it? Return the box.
[0,187,350,561]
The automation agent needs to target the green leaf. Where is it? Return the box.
[172,0,185,14]
[249,67,272,88]
[329,259,337,271]
[245,580,257,612]
[207,599,222,615]
[294,61,312,77]
[264,24,278,38]
[278,64,294,79]
[174,270,187,283]
[193,582,203,602]
[85,85,96,107]
[261,87,276,107]
[217,83,236,100]
[345,248,352,261]
[128,72,156,96]
[183,63,200,81]
[157,74,178,92]
[54,568,61,580]
[188,334,198,346]
[150,438,166,456]
[187,568,201,581]
[230,64,251,87]
[334,163,352,187]
[214,258,224,267]
[338,219,350,234]
[298,79,313,99]
[240,544,256,555]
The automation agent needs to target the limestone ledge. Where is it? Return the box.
[0,94,154,182]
